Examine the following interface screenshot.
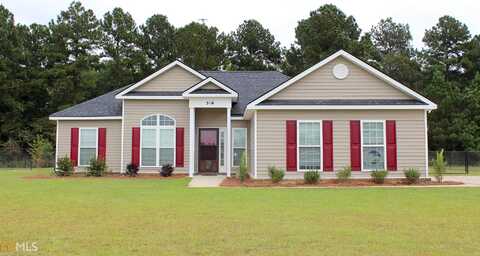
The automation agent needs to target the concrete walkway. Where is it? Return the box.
[188,175,225,188]
[443,176,480,186]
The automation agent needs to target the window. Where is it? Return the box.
[298,121,322,170]
[232,128,247,166]
[79,128,97,166]
[362,120,386,170]
[141,114,175,167]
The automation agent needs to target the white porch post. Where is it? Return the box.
[189,107,195,177]
[226,107,232,177]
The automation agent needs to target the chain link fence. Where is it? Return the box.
[0,152,54,169]
[428,151,480,175]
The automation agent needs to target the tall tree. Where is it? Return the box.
[225,19,282,70]
[370,17,413,56]
[139,14,176,71]
[175,22,226,70]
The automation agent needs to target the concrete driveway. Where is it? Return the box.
[443,176,480,186]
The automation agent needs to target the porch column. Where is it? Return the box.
[189,107,195,177]
[226,107,232,177]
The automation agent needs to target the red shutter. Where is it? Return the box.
[386,120,397,171]
[175,127,184,167]
[98,128,106,161]
[350,120,361,171]
[323,120,333,171]
[286,120,297,172]
[70,128,79,167]
[132,127,140,166]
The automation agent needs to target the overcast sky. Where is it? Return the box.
[3,0,479,49]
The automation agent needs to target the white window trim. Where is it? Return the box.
[360,120,387,172]
[232,128,248,167]
[140,114,176,168]
[297,120,323,172]
[78,127,98,167]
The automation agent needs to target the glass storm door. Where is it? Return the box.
[198,128,219,173]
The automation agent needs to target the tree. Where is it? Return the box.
[370,17,413,56]
[175,22,226,70]
[225,19,282,71]
[139,14,176,71]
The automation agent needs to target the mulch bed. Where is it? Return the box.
[220,177,463,187]
[22,173,188,180]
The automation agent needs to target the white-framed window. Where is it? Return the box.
[232,128,247,167]
[361,120,386,171]
[297,121,322,171]
[79,128,98,166]
[140,114,175,167]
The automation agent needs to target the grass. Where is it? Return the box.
[429,165,480,176]
[1,168,480,255]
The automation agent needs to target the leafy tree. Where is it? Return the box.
[139,14,176,71]
[175,22,226,70]
[226,19,282,71]
[282,45,305,76]
[370,17,413,56]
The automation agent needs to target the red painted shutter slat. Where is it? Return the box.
[132,127,140,166]
[350,120,361,171]
[70,128,79,167]
[98,128,106,161]
[323,120,333,171]
[175,127,184,167]
[386,120,397,171]
[286,120,297,171]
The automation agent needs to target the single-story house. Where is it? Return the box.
[49,50,437,179]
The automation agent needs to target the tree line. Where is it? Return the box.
[1,2,479,155]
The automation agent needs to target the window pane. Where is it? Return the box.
[299,122,321,146]
[142,115,157,126]
[80,129,97,147]
[363,146,385,170]
[159,129,174,147]
[299,147,321,170]
[159,148,174,166]
[233,129,246,148]
[141,129,157,148]
[159,115,174,126]
[363,122,384,145]
[141,148,156,166]
[233,148,245,166]
[79,148,96,166]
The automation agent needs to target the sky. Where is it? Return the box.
[2,0,479,49]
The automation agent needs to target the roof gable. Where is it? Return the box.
[183,77,238,99]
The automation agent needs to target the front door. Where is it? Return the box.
[198,128,219,173]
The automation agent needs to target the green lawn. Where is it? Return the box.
[1,169,480,255]
[429,165,480,176]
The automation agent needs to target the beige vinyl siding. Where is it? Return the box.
[270,56,413,100]
[200,83,222,90]
[134,66,202,92]
[196,108,226,128]
[123,100,190,173]
[256,109,426,178]
[56,120,122,172]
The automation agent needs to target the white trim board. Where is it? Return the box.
[182,77,238,97]
[251,105,434,110]
[116,60,206,98]
[247,50,437,110]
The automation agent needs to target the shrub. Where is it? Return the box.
[55,156,73,176]
[304,170,320,184]
[404,168,420,184]
[432,149,446,183]
[370,170,388,184]
[238,151,248,182]
[160,164,174,177]
[336,166,352,182]
[268,166,284,183]
[86,158,107,177]
[29,136,54,167]
[126,163,139,177]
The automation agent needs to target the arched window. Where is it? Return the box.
[140,114,176,167]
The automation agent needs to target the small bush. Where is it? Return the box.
[304,170,320,184]
[55,156,73,176]
[432,149,446,183]
[126,163,139,177]
[404,168,420,184]
[370,170,388,184]
[160,164,174,177]
[86,158,107,177]
[29,136,54,167]
[268,166,284,183]
[336,166,352,182]
[238,151,248,182]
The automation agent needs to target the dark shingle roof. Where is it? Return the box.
[259,99,427,106]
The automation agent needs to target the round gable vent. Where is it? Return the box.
[332,63,349,79]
